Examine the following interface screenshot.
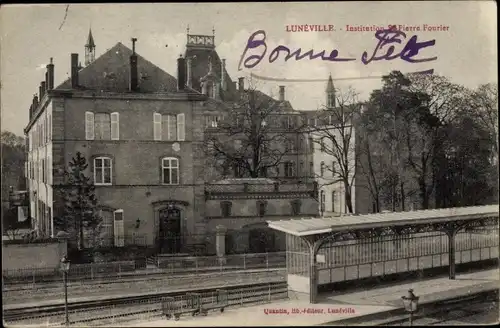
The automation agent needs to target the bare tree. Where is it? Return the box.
[204,80,304,179]
[309,86,360,214]
[470,83,498,164]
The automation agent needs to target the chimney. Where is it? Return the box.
[47,58,54,90]
[177,55,186,91]
[221,59,226,91]
[279,86,285,101]
[238,77,244,91]
[45,72,49,91]
[130,38,138,92]
[39,84,43,99]
[29,104,33,119]
[71,53,79,88]
[186,57,192,88]
[41,81,46,99]
[32,94,39,114]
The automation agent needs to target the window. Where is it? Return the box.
[320,190,325,214]
[286,116,294,129]
[320,138,326,152]
[95,113,111,140]
[308,137,314,152]
[161,157,179,185]
[259,167,268,178]
[85,112,120,140]
[331,161,336,175]
[154,113,185,141]
[48,156,52,184]
[285,139,295,152]
[42,159,45,183]
[291,200,301,215]
[162,115,177,140]
[205,115,223,128]
[220,201,232,217]
[41,119,44,146]
[320,161,325,177]
[309,162,314,177]
[48,114,52,141]
[284,161,294,177]
[94,157,112,185]
[299,161,304,176]
[257,201,267,217]
[331,191,336,212]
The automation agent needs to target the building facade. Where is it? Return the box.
[24,29,325,254]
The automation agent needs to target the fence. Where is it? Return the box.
[310,227,500,284]
[71,229,287,255]
[2,252,287,287]
[153,252,286,272]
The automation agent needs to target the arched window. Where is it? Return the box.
[162,157,179,185]
[320,161,325,177]
[94,157,112,185]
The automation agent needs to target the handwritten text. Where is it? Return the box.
[238,28,437,71]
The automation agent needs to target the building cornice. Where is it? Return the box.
[205,192,316,200]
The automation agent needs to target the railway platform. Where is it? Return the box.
[117,268,498,326]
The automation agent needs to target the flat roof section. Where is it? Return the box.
[267,205,499,237]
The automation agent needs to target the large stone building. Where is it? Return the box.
[24,29,324,255]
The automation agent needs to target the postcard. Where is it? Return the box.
[1,2,498,327]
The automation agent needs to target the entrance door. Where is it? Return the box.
[248,228,276,253]
[159,207,182,254]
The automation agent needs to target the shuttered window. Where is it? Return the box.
[110,112,120,140]
[85,112,95,140]
[177,113,185,141]
[154,113,186,141]
[153,113,162,141]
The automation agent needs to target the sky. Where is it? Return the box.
[1,1,497,136]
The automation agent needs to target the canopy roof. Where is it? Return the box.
[267,205,499,237]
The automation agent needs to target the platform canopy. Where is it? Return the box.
[267,205,499,237]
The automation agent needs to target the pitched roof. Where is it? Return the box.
[55,42,178,93]
[86,29,95,48]
[326,74,334,92]
[185,47,239,102]
[184,38,304,112]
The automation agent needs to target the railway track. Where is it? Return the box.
[3,281,289,326]
[3,267,286,292]
[375,290,499,326]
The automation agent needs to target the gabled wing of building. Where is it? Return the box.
[55,42,178,93]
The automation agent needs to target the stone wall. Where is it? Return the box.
[2,240,67,271]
